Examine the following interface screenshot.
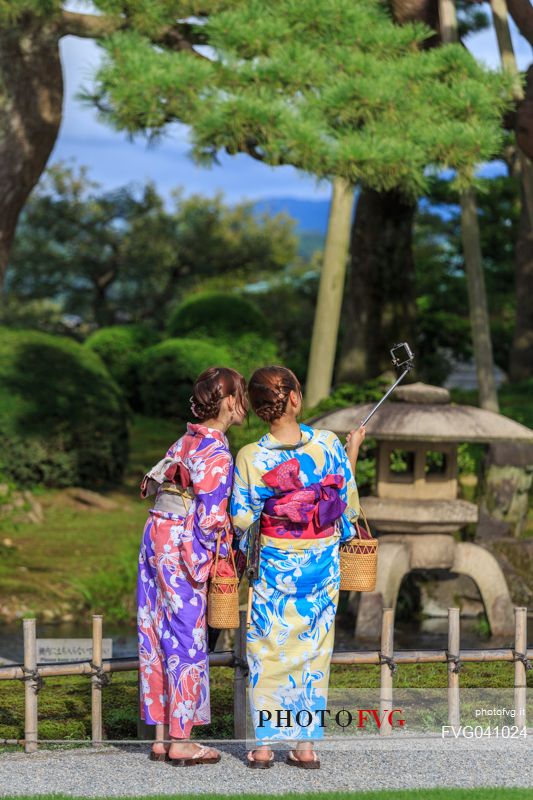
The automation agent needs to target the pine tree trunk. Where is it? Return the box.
[510,157,533,379]
[460,189,499,411]
[304,178,355,408]
[0,20,63,298]
[439,0,499,412]
[491,1,533,379]
[390,0,439,29]
[336,0,434,385]
[337,188,417,382]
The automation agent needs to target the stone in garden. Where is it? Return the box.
[65,487,118,511]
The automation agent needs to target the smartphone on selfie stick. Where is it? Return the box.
[346,342,415,445]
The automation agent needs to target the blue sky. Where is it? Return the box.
[53,2,532,204]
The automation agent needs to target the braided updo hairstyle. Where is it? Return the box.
[248,366,302,423]
[190,367,247,422]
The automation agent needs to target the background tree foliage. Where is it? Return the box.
[7,163,297,328]
[414,173,520,383]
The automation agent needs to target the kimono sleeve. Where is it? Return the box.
[191,443,234,556]
[331,432,360,543]
[229,445,268,552]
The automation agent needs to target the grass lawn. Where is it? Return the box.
[0,415,180,622]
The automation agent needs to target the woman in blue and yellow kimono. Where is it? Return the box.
[230,366,365,769]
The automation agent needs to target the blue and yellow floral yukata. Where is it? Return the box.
[230,423,360,744]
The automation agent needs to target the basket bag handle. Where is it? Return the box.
[355,505,373,540]
[212,526,238,578]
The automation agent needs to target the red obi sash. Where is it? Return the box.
[260,457,347,539]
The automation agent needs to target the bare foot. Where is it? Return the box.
[168,741,220,760]
[293,744,316,762]
[250,746,273,762]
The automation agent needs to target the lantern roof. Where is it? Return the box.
[311,382,533,444]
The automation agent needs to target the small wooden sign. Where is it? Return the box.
[36,638,113,664]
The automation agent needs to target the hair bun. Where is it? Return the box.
[248,366,301,423]
[190,366,248,423]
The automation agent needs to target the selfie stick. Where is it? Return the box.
[351,342,415,433]
[360,366,413,426]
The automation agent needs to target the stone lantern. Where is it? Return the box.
[312,382,533,639]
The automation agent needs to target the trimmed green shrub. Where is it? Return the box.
[0,328,128,488]
[167,291,271,339]
[0,433,74,487]
[214,331,279,380]
[85,324,159,408]
[137,337,233,418]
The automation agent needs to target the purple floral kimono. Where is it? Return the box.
[137,423,233,739]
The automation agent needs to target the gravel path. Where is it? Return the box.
[1,735,533,796]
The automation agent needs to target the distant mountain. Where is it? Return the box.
[254,197,331,234]
[254,192,456,234]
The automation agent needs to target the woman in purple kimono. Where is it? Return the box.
[138,366,247,765]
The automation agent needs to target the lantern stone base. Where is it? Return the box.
[352,534,515,639]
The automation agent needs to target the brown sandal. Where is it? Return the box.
[149,749,169,762]
[286,749,320,769]
[168,744,221,766]
[247,749,274,769]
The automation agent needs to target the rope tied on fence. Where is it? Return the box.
[445,650,463,674]
[378,652,397,675]
[231,655,249,676]
[90,662,110,688]
[512,649,533,671]
[21,666,43,694]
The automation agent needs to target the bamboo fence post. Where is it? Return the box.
[379,608,395,736]
[513,606,528,730]
[233,610,248,740]
[91,615,103,746]
[447,608,461,727]
[23,618,38,754]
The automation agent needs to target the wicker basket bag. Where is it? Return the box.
[207,531,240,629]
[339,506,378,592]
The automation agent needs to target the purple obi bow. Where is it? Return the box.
[262,457,346,529]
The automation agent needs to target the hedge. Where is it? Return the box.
[167,291,271,340]
[0,328,129,488]
[137,337,233,419]
[84,324,159,408]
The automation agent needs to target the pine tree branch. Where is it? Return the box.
[506,0,533,46]
[56,10,206,51]
[225,138,292,166]
[158,25,208,51]
[56,11,120,39]
[240,139,266,162]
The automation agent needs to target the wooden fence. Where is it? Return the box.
[0,606,531,753]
